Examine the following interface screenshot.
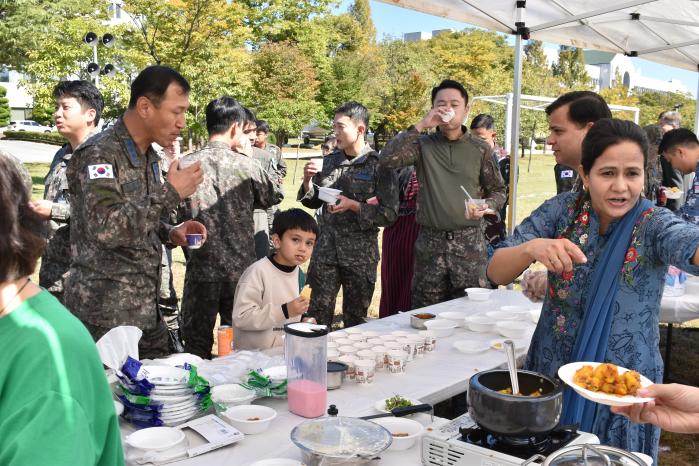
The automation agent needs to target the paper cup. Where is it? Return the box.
[387,350,407,374]
[419,330,437,352]
[355,359,376,385]
[371,346,387,370]
[186,233,203,249]
[397,338,416,362]
[339,355,357,380]
[407,335,426,358]
[310,158,324,172]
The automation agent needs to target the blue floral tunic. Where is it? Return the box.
[490,192,699,459]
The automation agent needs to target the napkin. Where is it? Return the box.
[96,326,143,370]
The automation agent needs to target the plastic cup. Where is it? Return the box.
[407,335,426,358]
[391,330,411,337]
[465,199,487,220]
[387,350,407,374]
[361,331,379,339]
[335,338,354,347]
[397,338,416,362]
[354,359,376,385]
[339,355,357,380]
[419,330,437,352]
[379,334,398,343]
[327,349,340,361]
[344,327,364,335]
[384,341,404,352]
[356,350,375,361]
[367,338,384,347]
[329,331,348,341]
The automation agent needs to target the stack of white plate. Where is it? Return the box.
[139,366,202,426]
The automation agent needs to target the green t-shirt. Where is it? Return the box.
[0,290,124,466]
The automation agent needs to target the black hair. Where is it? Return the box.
[334,101,369,128]
[581,118,648,175]
[128,65,190,109]
[243,107,256,126]
[256,120,270,134]
[272,208,319,239]
[205,96,245,136]
[0,155,45,282]
[545,91,611,128]
[431,79,469,105]
[659,128,699,154]
[470,114,495,130]
[53,80,104,125]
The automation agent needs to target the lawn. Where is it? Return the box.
[25,153,699,463]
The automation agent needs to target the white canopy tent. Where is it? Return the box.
[376,0,699,231]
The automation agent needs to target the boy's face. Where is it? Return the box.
[272,228,316,266]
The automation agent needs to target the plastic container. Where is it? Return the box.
[664,266,686,297]
[285,322,328,418]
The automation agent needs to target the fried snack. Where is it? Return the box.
[300,285,312,300]
[497,387,543,397]
[671,187,680,192]
[392,432,410,437]
[573,363,641,396]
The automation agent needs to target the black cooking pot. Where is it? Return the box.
[467,369,563,437]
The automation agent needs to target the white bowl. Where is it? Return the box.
[318,187,342,203]
[495,321,531,339]
[437,311,469,327]
[464,315,495,332]
[423,319,457,337]
[452,340,490,354]
[211,384,256,406]
[465,288,492,301]
[125,426,186,453]
[499,305,530,314]
[485,310,519,321]
[260,366,287,383]
[222,405,277,434]
[370,417,424,451]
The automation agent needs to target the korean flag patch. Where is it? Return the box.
[88,164,114,179]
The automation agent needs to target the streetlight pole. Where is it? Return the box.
[84,32,116,86]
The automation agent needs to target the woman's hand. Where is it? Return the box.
[611,383,699,434]
[524,238,587,275]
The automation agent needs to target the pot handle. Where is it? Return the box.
[391,403,433,417]
[521,454,546,465]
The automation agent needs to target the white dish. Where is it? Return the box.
[370,417,424,451]
[150,393,195,403]
[452,340,490,354]
[211,384,256,405]
[437,311,469,327]
[142,365,190,386]
[222,405,277,434]
[663,187,683,199]
[114,400,124,416]
[464,315,495,333]
[499,305,530,314]
[374,397,422,414]
[318,187,342,204]
[162,353,204,367]
[489,339,528,351]
[485,310,519,321]
[495,321,532,339]
[558,362,655,407]
[159,399,198,412]
[465,288,492,301]
[125,426,186,452]
[260,366,287,383]
[249,460,304,466]
[160,407,200,421]
[423,319,457,337]
[150,387,193,397]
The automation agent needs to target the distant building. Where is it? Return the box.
[583,51,688,94]
[0,69,32,122]
[403,29,455,42]
[106,0,131,26]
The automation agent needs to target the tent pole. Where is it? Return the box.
[504,92,513,156]
[695,68,699,134]
[508,29,524,236]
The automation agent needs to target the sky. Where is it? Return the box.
[337,0,698,97]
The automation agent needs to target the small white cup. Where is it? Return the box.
[397,338,417,362]
[310,158,324,173]
[387,350,407,374]
[336,338,355,347]
[367,338,384,346]
[348,334,367,343]
[419,330,437,351]
[356,350,375,361]
[338,345,358,356]
[353,341,373,351]
[329,331,348,341]
[327,349,340,361]
[362,330,380,339]
[372,346,387,370]
[355,359,376,385]
[339,355,357,380]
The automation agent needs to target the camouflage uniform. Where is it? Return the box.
[178,141,282,359]
[261,143,287,239]
[250,146,285,259]
[379,126,506,309]
[298,145,399,328]
[677,161,699,225]
[555,164,579,194]
[38,134,95,302]
[2,149,32,194]
[64,118,179,359]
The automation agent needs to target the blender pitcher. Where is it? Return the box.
[284,322,328,418]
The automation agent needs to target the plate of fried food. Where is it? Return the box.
[558,362,654,407]
[662,186,683,200]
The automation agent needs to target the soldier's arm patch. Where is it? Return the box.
[88,164,114,180]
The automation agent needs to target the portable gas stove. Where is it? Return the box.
[421,412,599,466]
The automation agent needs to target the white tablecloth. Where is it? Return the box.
[121,290,540,465]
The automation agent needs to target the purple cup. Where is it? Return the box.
[186,233,203,249]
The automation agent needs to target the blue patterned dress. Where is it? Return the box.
[489,192,699,459]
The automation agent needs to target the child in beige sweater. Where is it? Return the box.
[232,209,318,350]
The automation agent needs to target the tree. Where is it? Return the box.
[348,0,376,48]
[250,42,322,144]
[0,85,10,126]
[634,89,696,130]
[0,0,96,72]
[524,40,547,69]
[552,46,591,90]
[239,0,335,45]
[600,70,639,122]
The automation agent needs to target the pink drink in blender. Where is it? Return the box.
[287,379,327,418]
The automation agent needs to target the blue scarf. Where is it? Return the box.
[560,198,653,430]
